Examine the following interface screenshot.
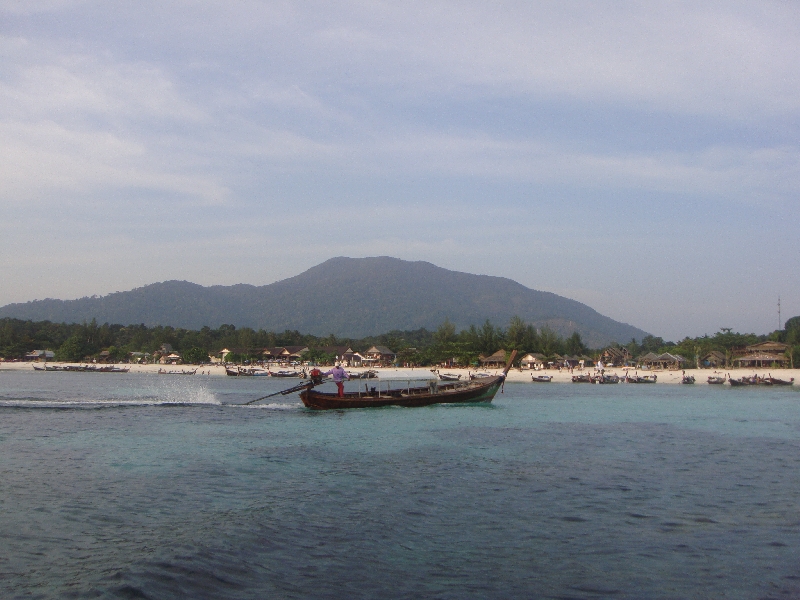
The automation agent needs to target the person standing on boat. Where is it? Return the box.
[324,363,349,397]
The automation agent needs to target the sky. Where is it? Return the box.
[1,1,798,341]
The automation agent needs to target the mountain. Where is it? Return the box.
[0,256,648,346]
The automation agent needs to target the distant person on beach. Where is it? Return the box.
[324,363,349,397]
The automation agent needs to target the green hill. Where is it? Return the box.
[0,256,648,347]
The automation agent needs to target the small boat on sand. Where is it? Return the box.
[298,351,517,410]
[437,372,462,381]
[626,374,657,383]
[269,370,304,378]
[348,370,378,379]
[681,372,695,384]
[571,374,591,383]
[226,367,269,376]
[531,374,552,383]
[158,368,197,375]
[768,375,794,386]
[469,372,493,380]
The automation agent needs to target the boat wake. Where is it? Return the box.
[0,387,222,409]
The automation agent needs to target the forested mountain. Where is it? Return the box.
[0,257,648,347]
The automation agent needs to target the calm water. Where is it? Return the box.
[1,371,799,599]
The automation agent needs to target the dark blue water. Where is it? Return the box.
[1,371,799,599]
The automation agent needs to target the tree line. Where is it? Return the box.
[1,315,797,366]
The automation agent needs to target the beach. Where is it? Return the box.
[2,361,798,385]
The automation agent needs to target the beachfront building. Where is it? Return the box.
[733,341,789,368]
[160,352,183,365]
[129,352,151,364]
[315,346,356,365]
[25,349,55,362]
[262,346,309,363]
[479,349,508,368]
[519,353,545,369]
[599,346,631,367]
[638,352,686,370]
[363,346,396,366]
[700,350,726,368]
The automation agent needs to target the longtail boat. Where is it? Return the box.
[707,375,726,385]
[226,367,269,376]
[348,370,379,379]
[768,375,794,386]
[299,351,517,410]
[626,374,657,383]
[531,374,552,382]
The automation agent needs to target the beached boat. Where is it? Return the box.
[298,351,517,410]
[531,374,552,383]
[627,374,657,383]
[226,367,269,377]
[469,372,493,380]
[707,375,726,385]
[437,373,462,381]
[158,368,197,375]
[593,374,620,384]
[768,376,795,386]
[681,374,695,384]
[348,370,378,379]
[269,370,304,378]
[727,374,752,386]
[571,374,591,383]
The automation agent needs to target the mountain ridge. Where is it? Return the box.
[0,256,649,347]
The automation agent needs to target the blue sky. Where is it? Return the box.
[1,1,797,341]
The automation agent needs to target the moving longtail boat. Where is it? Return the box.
[298,351,517,410]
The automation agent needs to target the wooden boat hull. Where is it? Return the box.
[299,376,505,410]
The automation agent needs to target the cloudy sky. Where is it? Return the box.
[1,1,797,340]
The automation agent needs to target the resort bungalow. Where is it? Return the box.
[363,346,396,366]
[315,346,356,365]
[129,352,151,364]
[25,350,55,362]
[160,353,183,365]
[519,353,546,369]
[599,346,632,367]
[479,349,508,368]
[733,341,789,368]
[262,346,309,363]
[639,352,686,370]
[700,350,726,368]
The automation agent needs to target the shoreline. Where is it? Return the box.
[1,362,797,385]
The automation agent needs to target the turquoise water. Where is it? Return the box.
[1,371,799,598]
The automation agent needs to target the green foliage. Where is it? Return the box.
[56,335,88,362]
[4,314,794,368]
[565,332,587,356]
[182,347,210,364]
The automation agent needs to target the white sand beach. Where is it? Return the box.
[3,362,797,385]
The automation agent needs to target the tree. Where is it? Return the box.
[183,347,210,364]
[56,335,87,362]
[539,326,561,357]
[565,332,587,356]
[506,316,527,350]
[434,318,457,345]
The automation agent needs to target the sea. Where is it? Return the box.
[1,370,799,599]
